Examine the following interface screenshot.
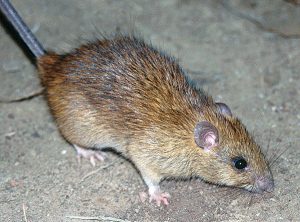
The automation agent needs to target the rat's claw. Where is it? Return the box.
[147,184,170,206]
[139,192,148,203]
[149,191,170,206]
[73,144,106,166]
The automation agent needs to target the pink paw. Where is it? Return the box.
[149,191,170,206]
[73,144,106,166]
[140,186,171,206]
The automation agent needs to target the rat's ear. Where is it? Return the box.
[194,121,219,151]
[216,102,232,117]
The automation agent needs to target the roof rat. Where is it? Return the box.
[0,0,274,206]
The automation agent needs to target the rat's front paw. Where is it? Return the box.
[73,144,106,166]
[140,185,171,206]
[149,191,170,206]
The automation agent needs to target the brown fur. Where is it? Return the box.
[38,35,273,192]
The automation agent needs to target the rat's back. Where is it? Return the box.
[38,36,208,154]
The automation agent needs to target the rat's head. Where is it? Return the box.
[191,103,274,193]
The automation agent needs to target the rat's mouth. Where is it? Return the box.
[254,176,274,193]
[243,176,274,193]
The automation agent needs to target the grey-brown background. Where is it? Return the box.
[0,0,299,221]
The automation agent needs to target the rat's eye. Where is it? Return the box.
[233,157,247,170]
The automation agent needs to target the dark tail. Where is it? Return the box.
[0,0,45,58]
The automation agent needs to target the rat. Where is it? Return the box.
[0,0,274,206]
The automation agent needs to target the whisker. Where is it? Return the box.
[247,186,255,207]
[230,190,243,201]
[266,137,282,164]
[265,129,273,157]
[268,141,290,166]
[269,143,291,167]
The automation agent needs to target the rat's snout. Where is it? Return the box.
[254,175,274,193]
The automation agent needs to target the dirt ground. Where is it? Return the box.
[1,0,300,221]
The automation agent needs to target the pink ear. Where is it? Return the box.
[216,102,232,116]
[194,121,219,151]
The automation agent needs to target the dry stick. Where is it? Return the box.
[0,88,44,103]
[79,160,119,184]
[221,0,300,39]
[22,203,28,222]
[65,215,130,222]
[4,131,16,138]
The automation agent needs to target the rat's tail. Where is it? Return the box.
[0,0,45,58]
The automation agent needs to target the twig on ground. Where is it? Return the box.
[79,160,119,184]
[22,203,28,222]
[4,131,16,138]
[0,88,44,103]
[221,0,300,39]
[66,215,130,222]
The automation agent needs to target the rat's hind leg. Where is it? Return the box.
[73,144,106,166]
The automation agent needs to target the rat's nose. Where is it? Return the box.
[255,176,274,193]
